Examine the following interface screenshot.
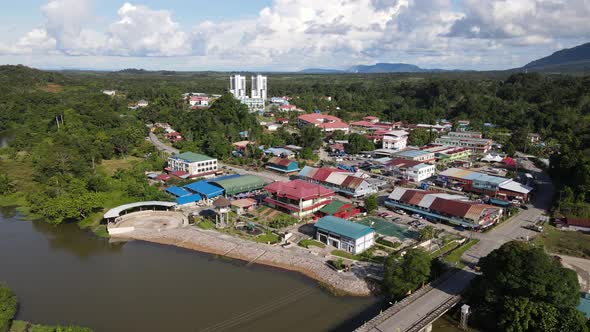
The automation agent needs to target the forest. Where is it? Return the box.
[0,65,589,232]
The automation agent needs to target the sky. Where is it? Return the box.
[0,0,588,71]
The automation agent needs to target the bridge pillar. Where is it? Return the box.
[420,323,433,332]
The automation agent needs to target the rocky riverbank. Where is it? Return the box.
[111,226,373,296]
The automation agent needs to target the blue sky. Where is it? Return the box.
[0,0,588,71]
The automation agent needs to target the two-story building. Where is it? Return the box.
[298,166,378,198]
[314,216,375,254]
[167,152,218,178]
[263,180,334,219]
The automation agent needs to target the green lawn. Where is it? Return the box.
[443,239,479,268]
[535,225,590,258]
[331,250,360,260]
[430,241,461,258]
[255,232,280,244]
[298,239,326,249]
[196,219,215,230]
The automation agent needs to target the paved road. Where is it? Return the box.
[358,157,554,332]
[148,132,179,154]
[148,132,289,183]
[558,255,590,292]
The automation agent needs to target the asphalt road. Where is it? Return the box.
[359,157,555,332]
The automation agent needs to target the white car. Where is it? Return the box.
[451,186,463,191]
[411,214,423,219]
[395,210,407,215]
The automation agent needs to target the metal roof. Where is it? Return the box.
[171,152,215,163]
[212,175,266,196]
[319,200,350,215]
[394,150,433,158]
[184,181,224,198]
[165,186,191,197]
[176,194,202,205]
[499,181,533,194]
[104,201,177,219]
[314,216,374,240]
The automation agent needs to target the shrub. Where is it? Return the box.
[0,284,17,332]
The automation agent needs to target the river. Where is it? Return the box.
[0,207,381,332]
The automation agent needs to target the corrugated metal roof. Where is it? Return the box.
[165,186,191,197]
[212,175,266,196]
[342,176,364,190]
[184,181,224,198]
[104,201,177,219]
[429,198,472,218]
[176,194,202,205]
[314,216,374,240]
[325,172,349,186]
[388,187,408,201]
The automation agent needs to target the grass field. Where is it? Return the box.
[299,239,326,249]
[443,239,479,268]
[534,225,590,258]
[255,232,280,244]
[100,156,142,176]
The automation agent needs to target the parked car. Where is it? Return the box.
[395,210,407,215]
[451,186,463,191]
[411,214,422,219]
[392,217,401,222]
[521,205,529,210]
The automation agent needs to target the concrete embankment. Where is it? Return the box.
[111,227,372,296]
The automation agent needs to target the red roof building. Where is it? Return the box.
[263,180,334,219]
[297,113,349,133]
[564,218,590,231]
[279,104,297,111]
[275,117,289,124]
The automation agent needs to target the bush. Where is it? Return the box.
[0,284,17,332]
[376,237,398,248]
[268,215,298,229]
[331,258,344,270]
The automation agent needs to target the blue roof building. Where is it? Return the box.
[165,186,191,197]
[183,181,224,199]
[314,216,375,254]
[176,194,202,205]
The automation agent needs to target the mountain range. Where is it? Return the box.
[301,42,590,74]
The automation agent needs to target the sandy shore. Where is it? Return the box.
[111,226,373,296]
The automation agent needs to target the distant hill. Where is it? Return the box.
[523,42,590,72]
[301,62,451,74]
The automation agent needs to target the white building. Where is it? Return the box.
[167,152,218,177]
[406,163,436,182]
[385,158,436,182]
[241,97,265,111]
[230,75,247,98]
[102,90,116,96]
[314,216,375,254]
[251,74,267,100]
[137,100,149,107]
[382,130,409,150]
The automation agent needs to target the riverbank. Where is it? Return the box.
[111,226,374,296]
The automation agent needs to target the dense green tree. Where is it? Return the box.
[382,248,431,299]
[418,225,435,240]
[298,126,323,150]
[408,128,431,146]
[468,241,586,331]
[345,133,375,154]
[0,284,16,332]
[0,174,15,195]
[364,194,378,214]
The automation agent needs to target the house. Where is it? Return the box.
[385,159,435,182]
[102,90,116,96]
[393,149,435,163]
[435,132,492,154]
[297,166,378,198]
[165,131,183,142]
[297,113,349,133]
[264,147,296,159]
[189,96,209,106]
[314,216,375,254]
[167,152,218,177]
[263,179,334,219]
[438,168,533,201]
[275,117,289,124]
[382,130,409,150]
[230,198,257,215]
[266,157,300,173]
[385,187,503,229]
[265,123,281,131]
[232,141,253,151]
[271,96,289,105]
[137,100,149,107]
[279,104,297,112]
[528,133,542,144]
[318,200,361,219]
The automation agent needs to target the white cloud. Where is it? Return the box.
[1,0,589,70]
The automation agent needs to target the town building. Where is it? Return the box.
[102,90,116,96]
[251,74,267,100]
[385,159,436,182]
[278,104,297,112]
[438,168,533,201]
[264,147,296,158]
[230,74,247,98]
[137,99,149,107]
[270,96,289,105]
[559,218,590,232]
[230,198,257,215]
[263,179,334,219]
[298,166,378,198]
[385,187,503,229]
[392,149,435,163]
[164,131,182,142]
[435,132,492,154]
[240,97,265,110]
[266,157,300,173]
[318,200,362,219]
[297,113,349,133]
[314,216,375,254]
[264,122,281,131]
[421,145,472,165]
[167,152,218,177]
[189,96,209,106]
[382,130,409,150]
